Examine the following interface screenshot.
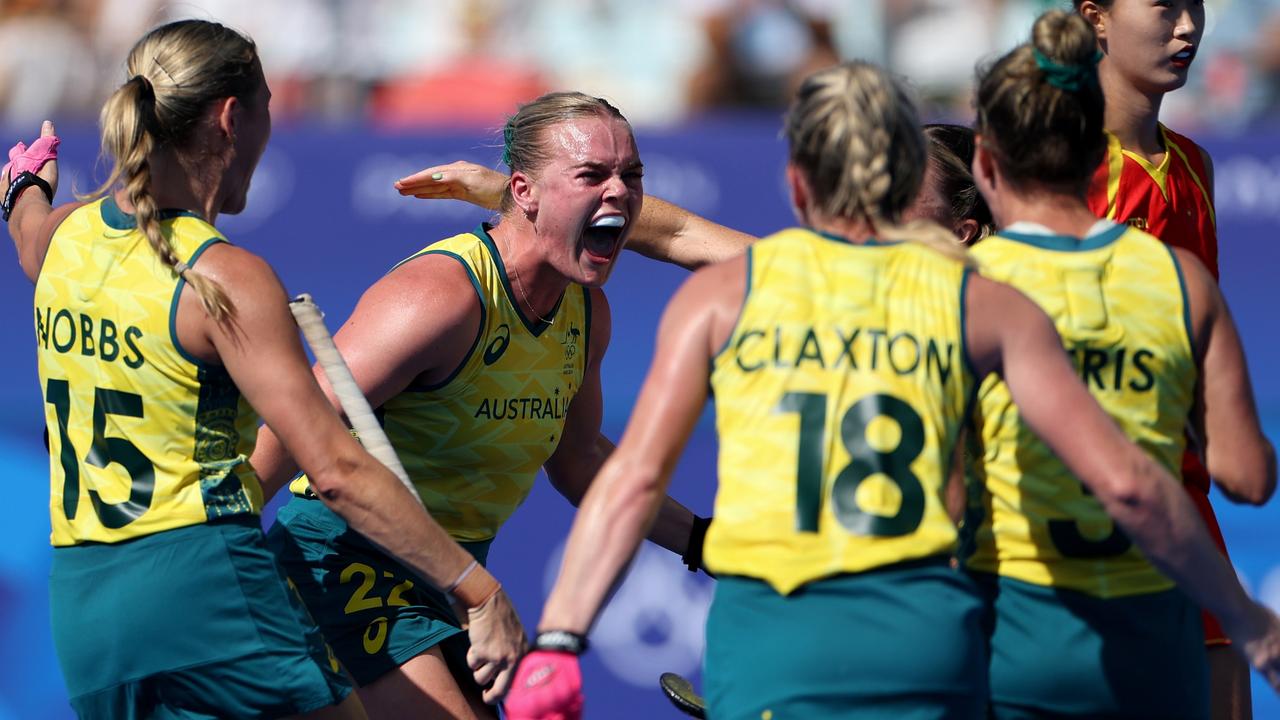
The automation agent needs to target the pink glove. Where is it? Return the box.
[3,132,59,182]
[503,650,584,720]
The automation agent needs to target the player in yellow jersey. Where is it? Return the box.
[395,124,992,261]
[2,19,523,720]
[965,10,1278,719]
[501,60,1280,720]
[249,92,707,719]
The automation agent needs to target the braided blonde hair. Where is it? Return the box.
[90,20,263,323]
[784,62,968,263]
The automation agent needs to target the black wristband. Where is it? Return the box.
[533,630,589,655]
[682,515,712,574]
[2,171,53,221]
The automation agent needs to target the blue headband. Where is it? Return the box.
[1033,48,1103,92]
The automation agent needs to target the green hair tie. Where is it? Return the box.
[501,119,515,167]
[1033,48,1102,92]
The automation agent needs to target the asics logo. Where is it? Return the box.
[484,324,511,365]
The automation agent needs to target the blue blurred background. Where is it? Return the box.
[1,119,1278,719]
[2,0,1280,717]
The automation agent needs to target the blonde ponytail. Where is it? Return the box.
[87,20,262,324]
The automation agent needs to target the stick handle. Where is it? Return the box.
[289,293,420,500]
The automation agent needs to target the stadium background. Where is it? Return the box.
[1,0,1279,717]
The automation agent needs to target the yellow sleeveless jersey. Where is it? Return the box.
[703,228,975,595]
[965,222,1195,598]
[291,226,589,542]
[36,197,264,547]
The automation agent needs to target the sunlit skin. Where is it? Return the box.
[218,74,272,216]
[1083,0,1205,157]
[496,115,643,317]
[114,71,273,224]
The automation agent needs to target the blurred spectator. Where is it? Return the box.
[522,0,709,126]
[0,0,97,126]
[368,0,547,128]
[687,0,839,112]
[0,0,1275,130]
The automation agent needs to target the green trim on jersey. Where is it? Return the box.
[474,224,562,336]
[704,227,974,594]
[814,229,901,247]
[966,225,1196,597]
[39,198,263,546]
[1165,244,1195,351]
[958,267,976,379]
[289,227,591,542]
[998,223,1127,252]
[581,285,593,367]
[100,195,201,230]
[168,237,225,367]
[416,250,487,393]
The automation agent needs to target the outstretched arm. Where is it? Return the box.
[965,275,1280,689]
[2,121,74,282]
[397,161,756,270]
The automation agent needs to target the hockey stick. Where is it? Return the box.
[288,293,420,501]
[659,672,706,718]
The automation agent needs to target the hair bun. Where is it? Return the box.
[1031,9,1098,67]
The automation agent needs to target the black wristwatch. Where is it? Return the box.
[2,171,53,221]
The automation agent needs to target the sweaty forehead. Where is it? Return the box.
[543,116,637,165]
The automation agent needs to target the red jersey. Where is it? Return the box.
[1087,125,1218,278]
[1087,124,1230,646]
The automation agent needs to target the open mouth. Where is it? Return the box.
[1171,47,1195,67]
[582,214,625,262]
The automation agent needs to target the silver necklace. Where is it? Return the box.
[510,261,555,325]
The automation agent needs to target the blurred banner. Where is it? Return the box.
[0,120,1276,718]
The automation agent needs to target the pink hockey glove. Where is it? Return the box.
[504,650,584,720]
[3,128,59,182]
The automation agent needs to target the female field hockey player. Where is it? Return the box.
[396,123,992,259]
[965,10,1277,719]
[1077,2,1265,713]
[501,60,1280,720]
[2,19,525,719]
[250,92,707,720]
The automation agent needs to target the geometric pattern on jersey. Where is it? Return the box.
[1087,124,1218,500]
[703,228,974,594]
[965,223,1196,598]
[36,196,264,546]
[1087,124,1217,278]
[293,225,589,542]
